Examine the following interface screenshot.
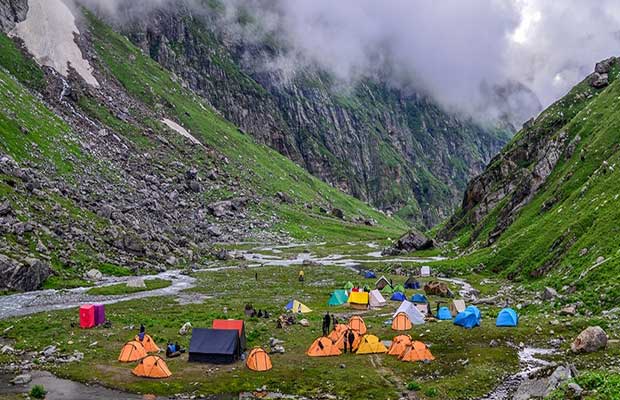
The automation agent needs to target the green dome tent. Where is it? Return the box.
[344,281,354,291]
[328,290,349,306]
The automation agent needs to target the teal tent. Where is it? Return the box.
[328,290,349,306]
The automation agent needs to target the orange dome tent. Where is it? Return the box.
[399,341,435,362]
[307,337,342,357]
[348,316,367,335]
[331,329,362,352]
[132,355,172,378]
[135,334,160,353]
[392,312,413,331]
[388,335,412,356]
[356,334,388,355]
[118,341,147,362]
[246,348,273,372]
[328,324,349,342]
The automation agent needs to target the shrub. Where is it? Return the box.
[406,381,421,391]
[30,384,47,399]
[424,387,438,397]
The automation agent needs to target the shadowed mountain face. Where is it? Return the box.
[116,6,519,228]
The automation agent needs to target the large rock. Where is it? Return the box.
[541,287,558,300]
[122,234,145,255]
[85,269,103,281]
[590,72,609,89]
[10,374,32,385]
[514,365,575,400]
[126,278,146,289]
[383,231,434,255]
[0,255,51,291]
[571,326,608,353]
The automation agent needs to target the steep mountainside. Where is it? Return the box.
[111,4,514,228]
[0,0,407,292]
[439,57,620,310]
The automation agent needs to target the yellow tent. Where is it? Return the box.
[348,291,369,310]
[290,300,312,313]
[356,335,388,354]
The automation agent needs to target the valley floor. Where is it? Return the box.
[0,242,618,400]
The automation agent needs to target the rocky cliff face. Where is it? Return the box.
[0,0,26,32]
[116,6,514,228]
[439,57,619,262]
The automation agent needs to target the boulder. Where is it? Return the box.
[122,234,146,255]
[126,278,146,289]
[1,345,14,354]
[42,345,57,357]
[0,255,51,291]
[0,200,12,216]
[595,57,617,74]
[85,269,103,281]
[275,191,292,204]
[179,322,192,336]
[514,365,574,400]
[331,208,344,219]
[560,305,577,316]
[590,72,609,89]
[10,374,32,385]
[541,287,558,300]
[299,319,309,327]
[571,326,608,353]
[383,231,434,255]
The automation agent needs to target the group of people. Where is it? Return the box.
[322,312,339,336]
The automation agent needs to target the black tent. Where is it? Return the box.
[189,328,241,364]
[404,276,421,289]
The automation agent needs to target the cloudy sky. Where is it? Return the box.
[77,0,620,123]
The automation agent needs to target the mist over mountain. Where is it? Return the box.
[72,0,620,126]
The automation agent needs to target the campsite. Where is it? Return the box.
[0,242,617,400]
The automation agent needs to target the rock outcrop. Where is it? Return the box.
[0,254,50,291]
[382,231,434,255]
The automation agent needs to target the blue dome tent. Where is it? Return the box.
[437,307,452,320]
[454,305,481,329]
[390,291,406,302]
[411,294,428,304]
[496,308,518,327]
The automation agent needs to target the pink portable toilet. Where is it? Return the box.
[79,305,95,329]
[94,304,106,326]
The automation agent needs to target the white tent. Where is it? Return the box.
[368,289,387,308]
[420,266,431,277]
[392,300,425,325]
[415,303,429,316]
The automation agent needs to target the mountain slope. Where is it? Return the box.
[113,4,514,228]
[0,1,407,292]
[439,57,620,311]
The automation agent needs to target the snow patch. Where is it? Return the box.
[161,118,203,146]
[10,0,100,87]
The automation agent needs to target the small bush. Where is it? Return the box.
[424,387,438,397]
[406,381,421,391]
[30,384,47,399]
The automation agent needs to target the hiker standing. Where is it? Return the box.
[255,272,258,281]
[332,314,337,327]
[138,324,145,341]
[343,332,348,354]
[298,269,305,282]
[347,329,355,352]
[322,312,331,336]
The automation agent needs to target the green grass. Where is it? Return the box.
[0,68,81,174]
[85,279,171,296]
[0,33,45,89]
[2,253,612,400]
